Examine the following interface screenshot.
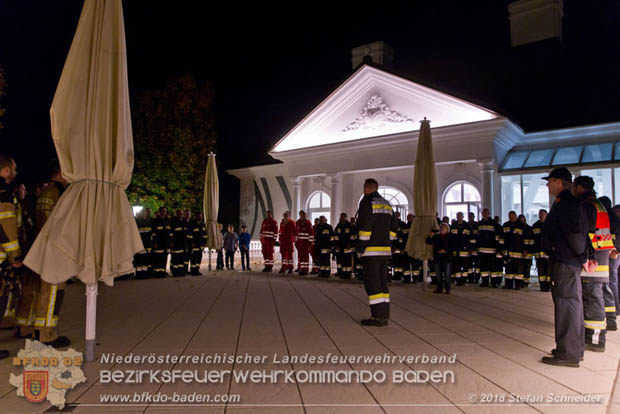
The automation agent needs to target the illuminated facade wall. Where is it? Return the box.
[227,64,620,238]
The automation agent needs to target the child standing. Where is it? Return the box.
[239,225,252,271]
[427,223,453,294]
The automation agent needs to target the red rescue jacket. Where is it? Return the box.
[295,218,313,247]
[260,217,278,244]
[279,218,297,246]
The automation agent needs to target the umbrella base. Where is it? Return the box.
[85,339,96,362]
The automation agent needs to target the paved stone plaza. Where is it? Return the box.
[0,267,619,414]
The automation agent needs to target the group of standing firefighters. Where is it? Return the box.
[257,173,620,348]
[133,207,208,278]
[258,198,556,292]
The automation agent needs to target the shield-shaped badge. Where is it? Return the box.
[23,371,48,403]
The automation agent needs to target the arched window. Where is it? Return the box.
[359,186,410,217]
[443,182,481,220]
[307,191,331,224]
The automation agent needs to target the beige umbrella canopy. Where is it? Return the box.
[204,152,223,251]
[405,118,438,262]
[24,0,143,286]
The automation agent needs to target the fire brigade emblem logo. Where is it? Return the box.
[10,340,86,409]
[23,371,48,403]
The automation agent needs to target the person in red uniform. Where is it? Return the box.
[278,211,297,274]
[295,210,313,276]
[260,211,278,272]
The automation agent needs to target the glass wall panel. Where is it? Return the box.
[553,146,582,165]
[444,184,461,203]
[446,204,467,221]
[522,173,550,224]
[582,143,613,163]
[524,149,554,168]
[501,175,521,222]
[503,151,529,169]
[463,183,481,201]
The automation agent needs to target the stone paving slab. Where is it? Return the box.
[0,269,617,413]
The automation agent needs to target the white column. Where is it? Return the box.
[328,173,342,226]
[292,177,302,219]
[478,159,496,216]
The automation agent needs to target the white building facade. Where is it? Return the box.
[228,62,620,239]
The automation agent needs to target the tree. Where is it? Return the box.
[0,65,5,130]
[128,74,218,212]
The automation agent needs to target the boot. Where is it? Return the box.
[43,336,71,348]
[361,317,388,327]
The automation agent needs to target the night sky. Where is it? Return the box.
[1,1,620,224]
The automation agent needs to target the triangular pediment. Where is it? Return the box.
[271,65,498,153]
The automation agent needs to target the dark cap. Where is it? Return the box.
[574,175,595,191]
[542,167,572,182]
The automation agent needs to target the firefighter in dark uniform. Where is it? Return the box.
[574,176,612,352]
[388,212,404,281]
[310,218,320,274]
[392,212,408,282]
[197,212,208,254]
[449,212,472,286]
[0,155,22,359]
[500,211,527,290]
[186,210,203,276]
[315,215,334,277]
[334,213,354,279]
[356,178,399,326]
[477,208,501,288]
[170,209,187,277]
[350,217,363,280]
[401,214,419,283]
[14,181,38,337]
[134,208,153,279]
[532,209,550,291]
[541,167,588,367]
[519,214,534,288]
[31,161,70,347]
[468,212,480,284]
[151,207,171,278]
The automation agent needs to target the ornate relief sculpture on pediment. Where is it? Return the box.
[342,95,414,133]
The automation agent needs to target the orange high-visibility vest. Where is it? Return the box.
[582,199,612,280]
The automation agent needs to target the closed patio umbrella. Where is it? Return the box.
[204,152,223,270]
[24,0,143,360]
[405,118,438,283]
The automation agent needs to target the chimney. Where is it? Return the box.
[508,0,564,47]
[351,41,394,70]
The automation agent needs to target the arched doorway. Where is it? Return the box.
[443,181,481,220]
[307,191,331,224]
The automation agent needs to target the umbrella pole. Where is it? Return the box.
[208,249,212,271]
[423,260,430,289]
[85,283,98,362]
